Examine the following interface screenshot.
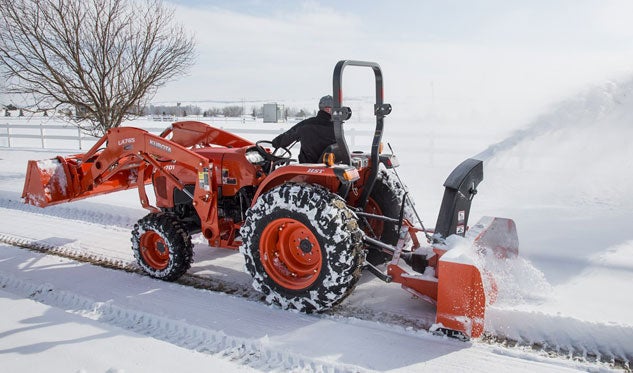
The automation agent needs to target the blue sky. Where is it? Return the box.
[156,0,633,122]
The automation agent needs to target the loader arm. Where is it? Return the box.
[22,126,220,240]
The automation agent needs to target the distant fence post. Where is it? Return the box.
[348,128,356,147]
[40,122,46,148]
[78,127,82,150]
[429,132,434,166]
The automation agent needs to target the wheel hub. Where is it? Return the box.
[140,231,169,270]
[299,238,313,253]
[156,241,166,254]
[260,218,322,290]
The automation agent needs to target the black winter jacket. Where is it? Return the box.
[272,110,335,163]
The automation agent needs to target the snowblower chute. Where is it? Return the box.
[21,59,520,342]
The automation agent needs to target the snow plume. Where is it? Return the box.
[474,76,633,209]
[480,253,553,307]
[475,77,633,162]
[443,232,553,309]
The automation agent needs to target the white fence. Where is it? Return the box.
[0,117,507,170]
[0,122,95,150]
[0,119,375,151]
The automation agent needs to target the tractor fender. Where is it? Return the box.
[251,164,357,205]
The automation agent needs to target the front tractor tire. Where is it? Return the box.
[240,183,364,313]
[131,212,193,281]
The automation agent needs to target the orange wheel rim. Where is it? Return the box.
[364,197,385,237]
[259,218,322,290]
[140,231,169,270]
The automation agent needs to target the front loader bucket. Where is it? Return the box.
[22,156,77,207]
[433,216,519,339]
[22,152,147,208]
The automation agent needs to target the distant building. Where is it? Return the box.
[263,103,285,123]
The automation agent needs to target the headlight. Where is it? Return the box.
[245,148,265,164]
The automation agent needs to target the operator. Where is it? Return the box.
[271,95,336,163]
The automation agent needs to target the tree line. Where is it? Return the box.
[146,104,314,119]
[2,103,315,120]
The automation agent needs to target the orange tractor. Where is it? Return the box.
[22,60,518,340]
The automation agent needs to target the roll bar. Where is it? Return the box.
[331,60,392,207]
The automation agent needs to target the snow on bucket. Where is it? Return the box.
[22,156,75,207]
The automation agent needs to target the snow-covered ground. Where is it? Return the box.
[1,78,633,372]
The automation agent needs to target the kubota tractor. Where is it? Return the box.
[22,60,518,340]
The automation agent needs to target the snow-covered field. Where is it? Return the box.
[1,78,633,372]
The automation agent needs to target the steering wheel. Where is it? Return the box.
[255,140,293,163]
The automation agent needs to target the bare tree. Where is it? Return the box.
[222,105,243,118]
[0,0,195,135]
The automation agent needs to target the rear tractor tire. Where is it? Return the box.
[240,183,364,312]
[364,167,419,265]
[131,212,193,281]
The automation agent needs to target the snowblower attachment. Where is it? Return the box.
[431,216,519,339]
[378,158,519,340]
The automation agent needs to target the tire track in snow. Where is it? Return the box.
[0,268,368,373]
[1,231,630,371]
[0,232,255,299]
[0,195,142,230]
[1,198,631,370]
[0,231,429,329]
